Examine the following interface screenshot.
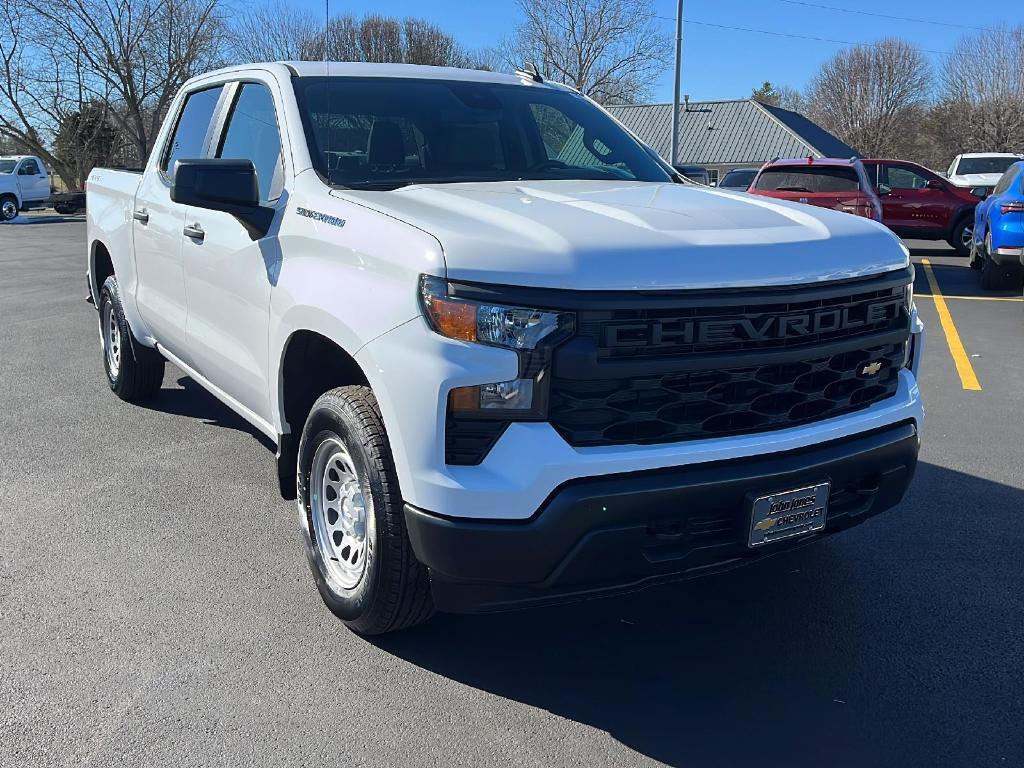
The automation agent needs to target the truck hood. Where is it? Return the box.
[950,173,1003,187]
[333,180,907,290]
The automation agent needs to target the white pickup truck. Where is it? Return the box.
[0,155,51,221]
[87,62,924,635]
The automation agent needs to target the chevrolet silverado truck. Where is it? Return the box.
[86,62,925,635]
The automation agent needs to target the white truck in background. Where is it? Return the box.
[86,62,925,635]
[0,155,51,221]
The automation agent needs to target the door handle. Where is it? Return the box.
[132,208,149,224]
[183,223,205,241]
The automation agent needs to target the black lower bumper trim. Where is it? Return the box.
[404,421,920,613]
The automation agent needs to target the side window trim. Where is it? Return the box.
[159,84,228,181]
[213,79,287,204]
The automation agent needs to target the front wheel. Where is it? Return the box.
[0,195,18,222]
[297,386,433,635]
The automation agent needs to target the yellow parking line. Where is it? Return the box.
[919,259,982,391]
[916,293,1024,302]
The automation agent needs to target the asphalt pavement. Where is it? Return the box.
[1,218,1022,767]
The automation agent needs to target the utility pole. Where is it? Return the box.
[671,0,684,167]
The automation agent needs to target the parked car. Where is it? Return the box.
[748,157,882,221]
[946,153,1023,194]
[971,160,1024,290]
[717,167,758,191]
[862,159,981,256]
[673,164,709,185]
[86,62,923,635]
[0,155,51,221]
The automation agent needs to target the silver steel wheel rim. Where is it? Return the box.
[961,224,974,250]
[310,438,372,591]
[102,300,121,378]
[1,200,16,220]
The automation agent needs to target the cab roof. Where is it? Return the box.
[192,61,568,91]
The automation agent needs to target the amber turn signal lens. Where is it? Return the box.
[448,385,481,413]
[425,296,477,342]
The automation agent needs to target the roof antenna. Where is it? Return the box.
[516,62,543,83]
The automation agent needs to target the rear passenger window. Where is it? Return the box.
[162,86,223,178]
[217,83,284,203]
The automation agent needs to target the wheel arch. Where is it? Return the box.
[273,325,376,499]
[90,240,115,302]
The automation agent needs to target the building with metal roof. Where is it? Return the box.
[606,99,859,185]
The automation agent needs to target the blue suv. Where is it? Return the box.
[972,160,1024,290]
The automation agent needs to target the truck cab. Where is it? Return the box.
[0,155,51,221]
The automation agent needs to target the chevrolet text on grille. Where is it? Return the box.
[603,298,903,348]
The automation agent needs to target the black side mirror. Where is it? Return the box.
[877,183,892,196]
[925,179,944,190]
[171,159,274,240]
[970,186,990,199]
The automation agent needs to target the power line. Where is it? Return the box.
[773,0,992,33]
[655,16,955,55]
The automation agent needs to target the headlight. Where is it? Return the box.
[419,275,571,350]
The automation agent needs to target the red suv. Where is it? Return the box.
[861,159,980,256]
[748,157,883,223]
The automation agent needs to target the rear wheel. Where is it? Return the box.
[297,386,433,635]
[980,232,1024,291]
[949,217,974,257]
[98,276,165,401]
[0,195,17,222]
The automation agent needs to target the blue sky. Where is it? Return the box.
[295,0,1015,102]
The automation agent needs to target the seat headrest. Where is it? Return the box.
[367,121,405,167]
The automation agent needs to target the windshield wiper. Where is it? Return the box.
[337,175,516,191]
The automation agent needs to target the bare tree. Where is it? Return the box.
[805,38,932,157]
[941,25,1024,152]
[228,0,320,63]
[229,7,477,69]
[25,0,227,164]
[501,0,670,105]
[0,0,97,187]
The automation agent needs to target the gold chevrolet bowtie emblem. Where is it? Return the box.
[861,361,882,376]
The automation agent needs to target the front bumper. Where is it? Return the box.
[406,420,920,613]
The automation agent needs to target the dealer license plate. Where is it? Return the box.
[748,483,829,547]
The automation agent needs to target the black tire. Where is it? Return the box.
[0,194,18,222]
[949,217,973,257]
[297,386,433,635]
[98,276,165,401]
[980,233,1024,291]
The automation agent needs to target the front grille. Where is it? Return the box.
[550,342,904,446]
[548,271,912,448]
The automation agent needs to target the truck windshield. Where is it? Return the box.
[292,77,673,189]
[0,160,15,174]
[957,157,1019,175]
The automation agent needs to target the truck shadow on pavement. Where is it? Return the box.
[371,462,1024,767]
[137,375,276,451]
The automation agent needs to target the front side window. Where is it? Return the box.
[754,165,860,193]
[293,77,673,189]
[162,86,223,178]
[19,160,39,175]
[217,83,284,203]
[886,165,930,190]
